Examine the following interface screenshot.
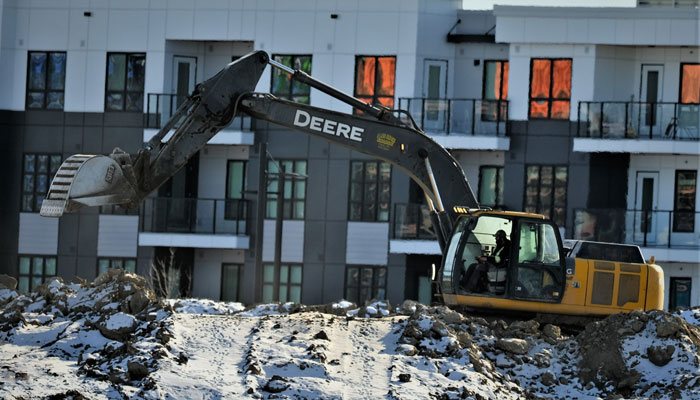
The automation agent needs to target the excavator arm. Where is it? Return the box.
[40,50,478,249]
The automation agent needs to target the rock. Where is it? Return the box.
[456,331,472,348]
[314,330,330,341]
[0,274,17,290]
[431,320,449,337]
[542,324,561,340]
[508,320,540,334]
[128,290,152,315]
[397,344,418,356]
[647,345,675,366]
[440,308,464,325]
[656,317,682,338]
[398,373,411,383]
[246,363,262,375]
[97,312,137,341]
[540,372,556,386]
[263,375,289,393]
[127,361,149,380]
[496,338,530,355]
[616,372,640,389]
[629,319,646,333]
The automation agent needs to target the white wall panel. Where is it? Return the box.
[166,9,194,39]
[193,10,228,40]
[254,11,274,51]
[68,9,88,51]
[18,213,58,255]
[64,50,86,111]
[28,9,69,49]
[312,11,334,54]
[226,9,243,39]
[357,12,400,55]
[84,50,105,112]
[346,222,389,266]
[239,10,255,40]
[98,215,138,257]
[332,11,357,54]
[147,10,166,51]
[273,12,315,53]
[86,9,108,50]
[107,10,147,50]
[262,220,305,263]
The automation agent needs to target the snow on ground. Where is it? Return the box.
[2,282,699,399]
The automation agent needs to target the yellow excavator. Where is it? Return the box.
[40,51,664,316]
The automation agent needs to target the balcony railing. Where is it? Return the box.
[573,208,699,249]
[393,203,437,240]
[398,98,508,136]
[577,101,699,140]
[144,93,252,131]
[140,197,248,235]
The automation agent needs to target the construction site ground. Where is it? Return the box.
[0,270,698,399]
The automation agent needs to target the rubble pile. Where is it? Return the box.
[0,270,175,398]
[395,304,700,399]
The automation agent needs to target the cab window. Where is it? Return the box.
[513,221,563,301]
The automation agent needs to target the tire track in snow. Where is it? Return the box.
[154,314,258,398]
[327,317,399,399]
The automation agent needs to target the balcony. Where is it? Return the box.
[138,197,249,249]
[398,98,509,150]
[390,203,440,255]
[143,93,254,145]
[575,101,699,154]
[573,208,699,262]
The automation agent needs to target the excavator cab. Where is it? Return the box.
[441,210,566,304]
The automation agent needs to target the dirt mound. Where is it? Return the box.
[0,269,176,398]
[577,309,700,397]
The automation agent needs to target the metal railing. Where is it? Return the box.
[99,204,139,216]
[144,93,252,131]
[140,197,248,235]
[398,98,508,136]
[573,208,699,249]
[577,101,699,140]
[637,0,698,7]
[393,203,437,240]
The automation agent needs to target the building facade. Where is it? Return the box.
[0,0,697,309]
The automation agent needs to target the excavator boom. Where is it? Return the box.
[40,50,478,248]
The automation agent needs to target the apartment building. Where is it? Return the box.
[0,0,697,309]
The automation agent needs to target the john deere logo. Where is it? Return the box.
[376,133,396,150]
[105,165,115,183]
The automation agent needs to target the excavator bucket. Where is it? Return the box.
[39,154,138,217]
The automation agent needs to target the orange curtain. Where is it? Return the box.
[530,59,551,98]
[681,64,700,104]
[552,60,572,99]
[501,62,509,100]
[530,100,548,118]
[355,58,375,96]
[377,57,396,96]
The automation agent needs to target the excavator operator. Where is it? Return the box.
[462,229,511,294]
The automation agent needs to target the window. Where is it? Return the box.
[225,160,247,220]
[680,63,700,104]
[513,222,562,301]
[669,277,692,310]
[262,263,302,303]
[524,165,567,227]
[105,53,146,111]
[345,266,387,304]
[18,256,57,292]
[529,59,572,119]
[271,54,312,104]
[673,170,696,232]
[221,263,242,302]
[21,153,62,212]
[349,161,391,222]
[354,56,396,112]
[482,60,509,121]
[97,258,136,276]
[266,160,307,220]
[479,166,504,208]
[26,51,66,110]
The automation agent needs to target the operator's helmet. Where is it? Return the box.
[495,230,507,241]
